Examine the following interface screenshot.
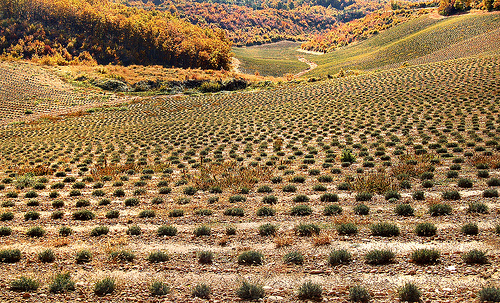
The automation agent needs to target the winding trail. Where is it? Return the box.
[294,56,318,77]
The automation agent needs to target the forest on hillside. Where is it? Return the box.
[0,0,232,69]
[129,0,389,45]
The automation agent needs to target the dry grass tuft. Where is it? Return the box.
[348,171,396,194]
[391,153,437,178]
[470,153,500,169]
[192,161,273,190]
[274,235,295,248]
[312,234,331,246]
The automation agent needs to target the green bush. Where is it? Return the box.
[138,209,156,218]
[365,249,395,265]
[291,204,312,216]
[10,276,39,292]
[262,195,278,204]
[75,249,92,263]
[257,185,273,193]
[292,176,306,183]
[457,178,473,188]
[354,204,370,215]
[398,283,421,302]
[94,277,115,296]
[73,209,95,220]
[429,203,452,216]
[336,223,358,235]
[479,287,500,302]
[461,223,478,235]
[236,281,264,300]
[320,193,338,202]
[487,178,500,187]
[148,251,169,263]
[323,204,342,216]
[26,226,45,237]
[355,192,373,202]
[294,223,320,236]
[106,210,119,219]
[328,249,352,265]
[484,189,499,198]
[197,251,214,264]
[297,280,322,301]
[224,207,244,216]
[385,190,401,200]
[194,225,211,237]
[59,226,73,236]
[226,226,237,235]
[468,202,488,214]
[238,251,263,265]
[259,223,278,236]
[415,223,437,237]
[75,199,90,207]
[411,248,440,264]
[158,225,177,236]
[90,226,109,237]
[169,209,184,217]
[349,285,371,302]
[0,212,14,221]
[370,223,400,237]
[229,195,247,203]
[124,225,140,235]
[109,250,135,262]
[412,191,425,200]
[38,249,55,263]
[478,170,490,178]
[394,203,414,216]
[313,184,327,191]
[124,198,139,206]
[49,272,75,293]
[462,249,488,264]
[256,206,275,216]
[293,194,310,203]
[195,208,213,216]
[283,251,304,265]
[150,281,170,296]
[0,249,21,263]
[24,211,40,221]
[0,226,12,236]
[192,283,211,299]
[282,184,297,192]
[442,190,460,200]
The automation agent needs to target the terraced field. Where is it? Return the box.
[0,61,123,125]
[0,50,499,302]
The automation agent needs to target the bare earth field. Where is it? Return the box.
[0,51,499,302]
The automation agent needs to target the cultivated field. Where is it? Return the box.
[233,12,500,78]
[0,61,124,124]
[0,49,499,302]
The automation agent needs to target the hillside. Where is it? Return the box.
[129,0,389,45]
[0,51,498,300]
[233,12,500,77]
[309,11,500,75]
[0,0,232,69]
[0,61,127,125]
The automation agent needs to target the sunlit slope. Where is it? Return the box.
[232,41,310,77]
[310,12,500,76]
[0,61,118,124]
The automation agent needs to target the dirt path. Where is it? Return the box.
[294,56,318,77]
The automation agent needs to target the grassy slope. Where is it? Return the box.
[234,12,500,78]
[0,61,121,124]
[310,12,500,76]
[232,41,311,77]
